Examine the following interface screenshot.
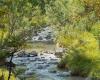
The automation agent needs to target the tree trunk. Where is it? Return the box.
[8,53,14,80]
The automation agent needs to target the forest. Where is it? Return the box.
[0,0,100,80]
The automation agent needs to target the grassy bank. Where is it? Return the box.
[25,42,56,52]
[0,67,16,80]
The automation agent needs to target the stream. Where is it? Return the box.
[7,51,71,80]
[6,51,88,80]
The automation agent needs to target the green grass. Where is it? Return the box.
[0,67,16,80]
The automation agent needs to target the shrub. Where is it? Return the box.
[91,22,100,48]
[66,48,100,77]
[58,29,100,77]
[0,50,9,59]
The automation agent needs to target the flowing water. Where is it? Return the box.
[6,51,88,80]
[8,52,71,80]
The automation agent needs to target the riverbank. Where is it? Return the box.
[24,42,56,53]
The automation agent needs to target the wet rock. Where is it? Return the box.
[30,51,38,57]
[35,62,45,65]
[48,69,57,73]
[38,36,43,40]
[29,54,34,57]
[48,61,58,64]
[36,65,44,69]
[17,51,25,57]
[50,58,59,61]
[41,56,45,59]
[45,35,51,40]
[57,72,70,77]
[41,59,47,62]
[35,57,41,61]
[16,51,30,57]
[36,64,49,69]
[37,59,43,61]
[45,64,50,67]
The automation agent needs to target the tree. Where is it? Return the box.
[0,0,38,80]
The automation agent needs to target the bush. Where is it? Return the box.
[58,30,100,77]
[0,50,10,59]
[66,48,100,77]
[91,22,100,49]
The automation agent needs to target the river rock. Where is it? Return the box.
[36,64,49,69]
[38,36,43,40]
[36,65,44,69]
[30,51,38,57]
[48,61,58,64]
[16,51,30,57]
[48,69,57,73]
[57,72,70,77]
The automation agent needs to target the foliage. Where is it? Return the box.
[46,0,68,26]
[83,0,100,18]
[0,0,100,79]
[45,0,100,78]
[46,0,98,31]
[0,0,48,59]
[58,29,100,77]
[91,21,100,51]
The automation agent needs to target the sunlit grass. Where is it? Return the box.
[24,42,56,52]
[0,67,16,80]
